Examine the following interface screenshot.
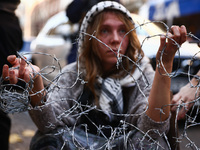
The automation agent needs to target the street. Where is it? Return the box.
[9,112,200,150]
[9,112,37,150]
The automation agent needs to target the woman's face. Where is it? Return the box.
[96,12,129,71]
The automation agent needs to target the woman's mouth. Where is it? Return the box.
[108,49,119,53]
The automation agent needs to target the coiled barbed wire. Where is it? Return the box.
[0,20,200,149]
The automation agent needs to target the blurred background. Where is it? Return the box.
[16,0,200,40]
[16,0,73,39]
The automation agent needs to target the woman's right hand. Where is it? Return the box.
[2,55,40,84]
[2,55,45,106]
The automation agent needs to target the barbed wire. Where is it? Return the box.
[0,20,200,149]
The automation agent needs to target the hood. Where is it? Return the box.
[78,1,135,53]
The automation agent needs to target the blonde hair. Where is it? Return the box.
[79,9,144,99]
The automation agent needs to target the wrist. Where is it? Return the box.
[156,62,173,74]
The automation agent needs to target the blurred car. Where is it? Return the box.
[19,37,35,61]
[31,11,200,93]
[30,11,79,85]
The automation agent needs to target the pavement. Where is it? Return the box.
[9,112,200,150]
[9,112,37,150]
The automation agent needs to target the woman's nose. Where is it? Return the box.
[111,31,120,43]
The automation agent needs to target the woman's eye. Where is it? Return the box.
[119,29,126,34]
[100,28,109,34]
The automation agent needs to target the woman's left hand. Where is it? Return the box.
[147,25,187,121]
[156,25,187,71]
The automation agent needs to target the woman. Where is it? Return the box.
[2,1,187,149]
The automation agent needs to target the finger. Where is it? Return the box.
[177,98,190,120]
[2,64,9,79]
[7,55,18,65]
[160,35,166,46]
[178,101,196,120]
[170,26,181,44]
[9,70,18,84]
[24,68,31,83]
[171,104,178,112]
[158,35,166,53]
[171,93,181,104]
[177,111,186,120]
[177,105,188,120]
[177,103,196,120]
[166,32,175,49]
[172,93,179,102]
[19,58,27,78]
[179,25,187,44]
[171,94,181,112]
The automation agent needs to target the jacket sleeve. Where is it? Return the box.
[29,63,84,133]
[126,62,170,138]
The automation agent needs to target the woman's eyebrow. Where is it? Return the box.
[100,24,126,28]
